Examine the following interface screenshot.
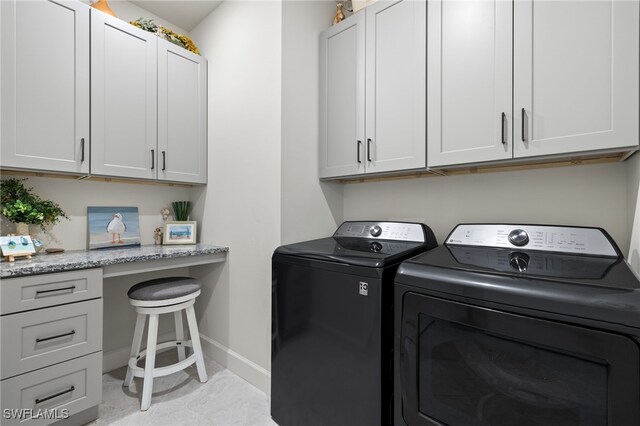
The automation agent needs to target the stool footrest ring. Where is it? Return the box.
[128,340,196,379]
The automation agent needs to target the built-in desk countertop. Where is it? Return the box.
[0,244,229,279]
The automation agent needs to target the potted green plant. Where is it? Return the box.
[0,178,69,235]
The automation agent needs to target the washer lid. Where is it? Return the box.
[274,237,431,268]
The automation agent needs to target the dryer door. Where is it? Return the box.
[397,292,640,426]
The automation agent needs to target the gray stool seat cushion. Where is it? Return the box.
[128,277,201,301]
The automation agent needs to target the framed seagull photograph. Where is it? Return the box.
[87,206,141,250]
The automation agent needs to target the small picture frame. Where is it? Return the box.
[163,221,197,245]
[1,235,36,261]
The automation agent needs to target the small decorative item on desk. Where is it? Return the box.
[163,221,197,245]
[87,206,141,249]
[0,178,69,236]
[334,2,346,25]
[154,227,163,245]
[171,201,191,221]
[0,235,36,262]
[161,207,171,222]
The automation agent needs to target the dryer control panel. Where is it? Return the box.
[334,221,426,242]
[446,224,619,257]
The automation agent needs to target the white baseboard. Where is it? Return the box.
[102,332,175,373]
[199,334,271,396]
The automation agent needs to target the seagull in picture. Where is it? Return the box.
[107,213,126,244]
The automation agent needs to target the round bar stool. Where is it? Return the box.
[123,277,208,411]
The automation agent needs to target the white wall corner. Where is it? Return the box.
[199,333,271,396]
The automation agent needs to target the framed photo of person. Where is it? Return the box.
[163,221,197,245]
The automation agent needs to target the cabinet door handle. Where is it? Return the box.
[367,139,372,162]
[36,330,76,343]
[151,149,155,170]
[501,112,507,145]
[35,386,75,405]
[81,138,85,162]
[357,140,362,163]
[521,108,526,142]
[162,151,166,171]
[35,286,76,295]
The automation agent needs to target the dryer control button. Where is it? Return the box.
[370,225,382,237]
[508,229,529,247]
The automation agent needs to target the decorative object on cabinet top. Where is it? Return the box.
[0,243,229,278]
[91,0,116,17]
[334,2,346,24]
[87,206,141,250]
[0,178,69,234]
[130,18,200,55]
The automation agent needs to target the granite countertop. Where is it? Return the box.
[0,244,229,278]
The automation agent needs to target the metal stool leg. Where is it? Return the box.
[140,313,159,411]
[124,313,146,387]
[174,311,186,361]
[185,305,208,383]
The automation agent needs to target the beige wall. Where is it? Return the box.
[281,0,343,245]
[343,162,631,255]
[626,154,640,271]
[0,174,191,250]
[83,0,191,35]
[189,0,283,393]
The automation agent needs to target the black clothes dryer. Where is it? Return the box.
[395,223,640,426]
[271,221,437,426]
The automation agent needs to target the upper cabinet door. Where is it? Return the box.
[1,0,89,174]
[514,0,639,158]
[157,40,207,184]
[365,0,426,173]
[427,0,512,168]
[91,11,157,179]
[319,12,366,179]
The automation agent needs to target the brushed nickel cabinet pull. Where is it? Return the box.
[35,286,76,295]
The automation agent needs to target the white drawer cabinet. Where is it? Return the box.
[0,352,102,426]
[1,299,102,379]
[0,270,102,426]
[1,269,102,315]
[319,0,426,178]
[0,0,90,174]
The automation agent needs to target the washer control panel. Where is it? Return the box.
[446,224,618,257]
[334,221,426,242]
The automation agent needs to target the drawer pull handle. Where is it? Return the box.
[36,330,76,343]
[35,386,75,405]
[35,286,76,295]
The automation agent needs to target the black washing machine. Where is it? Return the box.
[395,223,640,426]
[271,221,437,426]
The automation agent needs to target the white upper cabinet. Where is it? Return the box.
[91,11,158,180]
[366,0,426,173]
[158,40,208,184]
[513,0,639,158]
[1,0,90,174]
[319,0,426,178]
[427,0,512,167]
[319,12,366,179]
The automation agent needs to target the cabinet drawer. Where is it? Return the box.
[0,269,102,315]
[1,299,102,379]
[0,351,101,425]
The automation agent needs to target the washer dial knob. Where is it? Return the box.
[370,225,382,237]
[508,229,529,247]
[509,252,530,272]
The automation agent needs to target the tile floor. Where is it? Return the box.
[89,351,277,425]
